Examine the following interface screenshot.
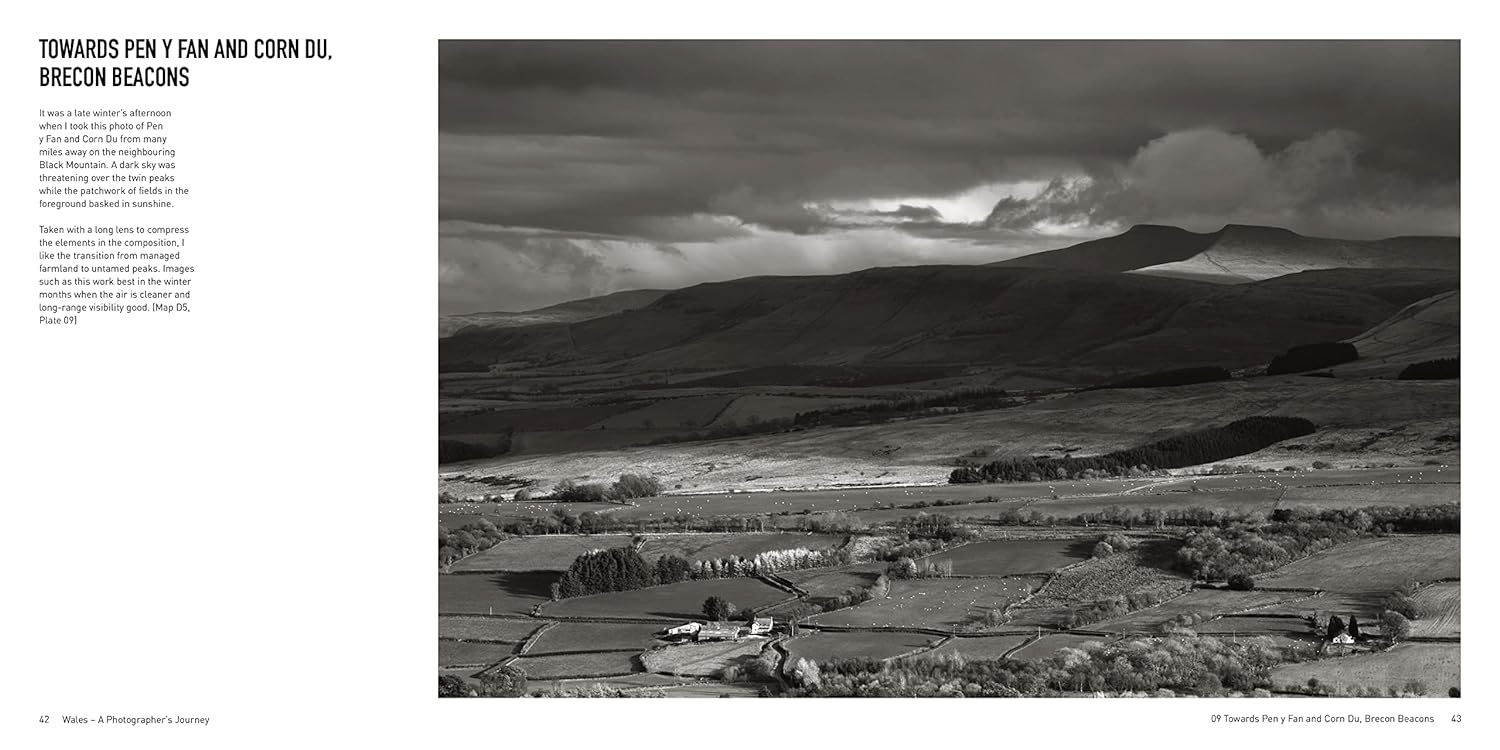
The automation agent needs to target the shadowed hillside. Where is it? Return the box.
[440,264,1457,382]
[439,289,670,337]
[1331,290,1460,377]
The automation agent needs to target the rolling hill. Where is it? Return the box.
[440,263,1458,383]
[996,224,1458,283]
[1331,290,1460,377]
[438,288,669,337]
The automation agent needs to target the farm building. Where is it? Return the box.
[696,622,741,641]
[1327,631,1356,654]
[664,622,702,636]
[749,617,774,635]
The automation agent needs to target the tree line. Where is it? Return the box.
[548,540,856,599]
[1093,366,1232,391]
[1266,342,1359,375]
[950,416,1317,483]
[1399,358,1458,380]
[789,635,1283,697]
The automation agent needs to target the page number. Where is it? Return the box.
[1452,715,1461,723]
[39,715,49,724]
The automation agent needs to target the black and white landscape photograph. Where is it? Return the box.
[437,40,1459,698]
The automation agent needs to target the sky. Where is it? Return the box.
[439,40,1459,314]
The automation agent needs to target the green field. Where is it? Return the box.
[784,631,939,664]
[528,622,667,653]
[1192,615,1316,646]
[781,564,887,598]
[1270,643,1460,696]
[510,651,641,679]
[1410,582,1461,638]
[439,572,553,615]
[449,536,620,573]
[1256,535,1460,592]
[923,539,1091,576]
[538,577,793,620]
[807,577,1043,629]
[926,634,1033,660]
[1087,589,1309,634]
[641,639,770,677]
[439,640,518,667]
[437,616,542,642]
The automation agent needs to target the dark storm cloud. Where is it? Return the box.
[439,40,1458,311]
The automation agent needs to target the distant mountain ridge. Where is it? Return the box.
[995,223,1458,282]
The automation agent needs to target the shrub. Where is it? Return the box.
[1380,610,1412,642]
[609,473,663,501]
[1226,573,1256,591]
[551,479,610,503]
[703,596,733,621]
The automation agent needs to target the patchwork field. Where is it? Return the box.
[510,651,641,679]
[1270,643,1460,696]
[807,577,1044,629]
[1256,535,1460,592]
[785,631,939,664]
[439,572,553,615]
[923,539,1091,576]
[528,622,667,653]
[1410,582,1461,638]
[641,638,769,677]
[439,640,517,667]
[538,577,792,620]
[437,616,542,642]
[449,532,844,574]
